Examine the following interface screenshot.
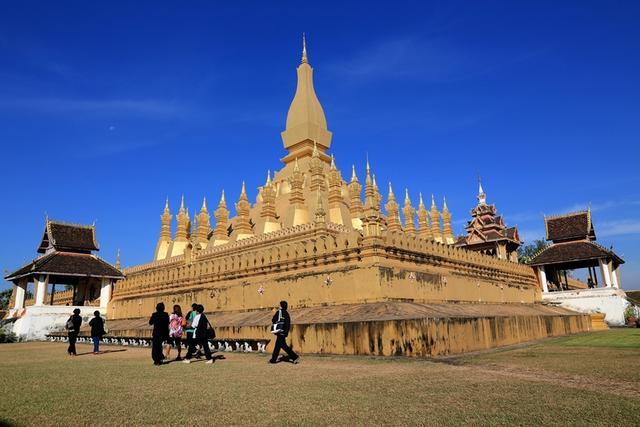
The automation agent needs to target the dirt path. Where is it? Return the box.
[457,362,639,399]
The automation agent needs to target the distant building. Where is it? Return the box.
[454,182,521,262]
[4,220,124,339]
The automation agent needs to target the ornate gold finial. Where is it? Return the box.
[330,153,336,170]
[443,195,448,211]
[431,193,436,208]
[301,32,308,64]
[351,165,358,183]
[180,194,185,212]
[240,181,247,196]
[419,192,425,209]
[403,189,416,236]
[220,190,225,204]
[294,157,300,172]
[388,182,395,199]
[164,197,170,212]
[201,197,208,213]
[312,140,319,157]
[477,176,487,206]
[266,170,272,185]
[115,248,121,270]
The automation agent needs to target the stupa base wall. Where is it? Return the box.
[100,302,591,357]
[110,262,540,320]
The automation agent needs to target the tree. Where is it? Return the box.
[518,239,548,264]
[0,289,12,310]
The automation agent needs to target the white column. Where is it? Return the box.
[12,281,27,310]
[611,265,620,289]
[538,266,549,293]
[599,259,612,288]
[34,274,49,306]
[99,278,112,309]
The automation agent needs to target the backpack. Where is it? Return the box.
[169,314,183,337]
[65,317,75,331]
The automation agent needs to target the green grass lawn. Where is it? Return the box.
[0,330,638,426]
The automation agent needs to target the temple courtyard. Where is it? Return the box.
[0,330,638,426]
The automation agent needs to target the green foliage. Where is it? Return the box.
[0,325,17,343]
[518,239,548,264]
[624,304,639,322]
[0,289,12,310]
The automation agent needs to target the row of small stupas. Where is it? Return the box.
[154,151,458,261]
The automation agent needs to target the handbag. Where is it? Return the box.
[271,309,285,335]
[206,321,216,339]
[65,318,75,331]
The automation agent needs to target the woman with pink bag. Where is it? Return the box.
[165,304,186,361]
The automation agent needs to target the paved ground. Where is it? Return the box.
[0,329,638,426]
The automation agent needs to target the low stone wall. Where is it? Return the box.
[102,302,590,357]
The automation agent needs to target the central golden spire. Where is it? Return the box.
[281,34,332,164]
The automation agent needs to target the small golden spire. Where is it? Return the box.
[419,192,425,209]
[294,157,300,172]
[388,182,395,199]
[405,188,411,205]
[301,32,308,64]
[240,181,247,197]
[351,165,358,183]
[443,195,449,211]
[330,153,336,170]
[180,194,185,212]
[266,170,272,185]
[312,140,319,157]
[115,248,121,270]
[164,197,170,212]
[431,193,436,208]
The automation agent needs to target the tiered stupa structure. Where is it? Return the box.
[454,181,522,261]
[79,38,590,356]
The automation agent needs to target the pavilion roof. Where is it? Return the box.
[545,211,595,243]
[528,240,623,268]
[37,220,99,254]
[5,252,124,281]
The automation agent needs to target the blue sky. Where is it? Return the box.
[1,1,639,290]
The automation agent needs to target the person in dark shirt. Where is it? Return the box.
[183,304,213,364]
[269,300,299,364]
[88,311,105,355]
[149,302,170,366]
[66,308,83,356]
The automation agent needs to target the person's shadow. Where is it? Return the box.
[75,349,127,356]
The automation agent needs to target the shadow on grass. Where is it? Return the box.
[163,354,226,365]
[75,349,128,356]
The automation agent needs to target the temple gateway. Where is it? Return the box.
[5,39,629,355]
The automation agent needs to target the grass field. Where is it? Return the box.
[0,330,638,426]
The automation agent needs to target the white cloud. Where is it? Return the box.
[597,219,640,238]
[0,97,189,118]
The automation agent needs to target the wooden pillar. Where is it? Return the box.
[50,283,56,305]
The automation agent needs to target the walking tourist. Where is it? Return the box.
[183,304,213,364]
[65,308,82,356]
[88,310,105,355]
[149,302,170,366]
[184,303,199,358]
[165,304,186,361]
[269,300,299,364]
